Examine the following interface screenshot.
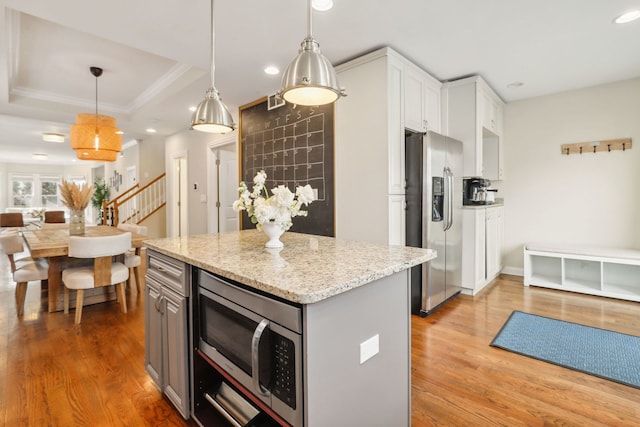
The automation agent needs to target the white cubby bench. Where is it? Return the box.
[523,243,640,302]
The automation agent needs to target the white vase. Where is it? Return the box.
[261,222,285,248]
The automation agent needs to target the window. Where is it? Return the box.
[11,175,34,207]
[9,174,63,208]
[40,176,61,207]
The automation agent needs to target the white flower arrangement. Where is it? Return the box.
[233,170,315,231]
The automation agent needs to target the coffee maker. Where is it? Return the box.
[463,177,493,205]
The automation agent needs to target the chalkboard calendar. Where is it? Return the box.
[239,97,335,237]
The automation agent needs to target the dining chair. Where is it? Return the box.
[62,232,132,324]
[44,210,66,223]
[0,212,25,228]
[0,231,49,316]
[117,223,148,293]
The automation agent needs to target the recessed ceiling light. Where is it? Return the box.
[42,133,65,143]
[189,106,197,112]
[33,153,48,160]
[146,128,157,134]
[507,81,524,88]
[264,66,280,75]
[312,0,334,11]
[614,10,640,24]
[115,130,124,135]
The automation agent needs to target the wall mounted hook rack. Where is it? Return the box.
[561,138,632,155]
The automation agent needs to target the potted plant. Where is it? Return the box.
[91,177,110,224]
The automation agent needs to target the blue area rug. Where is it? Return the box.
[491,311,640,389]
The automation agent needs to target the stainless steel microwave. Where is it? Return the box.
[196,270,303,427]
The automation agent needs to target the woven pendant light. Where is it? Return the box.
[70,67,122,161]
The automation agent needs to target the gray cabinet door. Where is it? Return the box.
[145,277,163,386]
[162,286,189,419]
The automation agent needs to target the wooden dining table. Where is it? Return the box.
[22,224,147,313]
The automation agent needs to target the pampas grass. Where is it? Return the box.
[59,179,94,211]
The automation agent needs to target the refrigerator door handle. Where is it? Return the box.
[448,169,454,231]
[443,167,454,232]
[442,168,450,231]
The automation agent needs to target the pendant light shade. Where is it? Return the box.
[70,114,121,151]
[191,88,235,133]
[70,67,122,161]
[279,0,345,106]
[191,0,236,133]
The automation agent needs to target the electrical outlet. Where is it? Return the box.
[360,334,379,364]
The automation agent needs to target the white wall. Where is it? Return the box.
[138,136,165,186]
[137,136,167,238]
[165,128,238,237]
[497,77,640,273]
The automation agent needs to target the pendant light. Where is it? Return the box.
[70,66,122,162]
[191,0,236,133]
[279,0,345,106]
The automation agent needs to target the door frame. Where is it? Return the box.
[206,137,237,233]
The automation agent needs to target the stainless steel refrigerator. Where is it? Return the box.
[405,130,463,316]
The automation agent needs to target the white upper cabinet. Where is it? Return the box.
[387,55,405,195]
[404,63,441,134]
[424,77,442,134]
[481,90,502,135]
[442,76,505,180]
[404,66,424,133]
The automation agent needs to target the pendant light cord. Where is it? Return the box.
[307,0,312,38]
[210,0,216,90]
[95,69,99,149]
[95,72,98,117]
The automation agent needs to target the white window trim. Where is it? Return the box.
[8,173,63,209]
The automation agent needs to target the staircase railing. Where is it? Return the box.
[102,173,166,227]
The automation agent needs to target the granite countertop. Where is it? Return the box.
[144,230,435,304]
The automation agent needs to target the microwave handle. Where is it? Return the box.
[251,319,272,397]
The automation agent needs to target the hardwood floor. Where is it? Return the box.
[1,256,639,426]
[411,275,640,426]
[0,253,193,427]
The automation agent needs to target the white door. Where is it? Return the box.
[126,166,137,217]
[207,139,238,234]
[172,156,188,237]
[217,149,238,232]
[126,166,137,189]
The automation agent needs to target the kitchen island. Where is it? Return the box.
[145,230,435,427]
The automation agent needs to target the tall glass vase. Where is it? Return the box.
[69,209,85,235]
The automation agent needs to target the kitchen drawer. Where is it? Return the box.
[147,249,190,297]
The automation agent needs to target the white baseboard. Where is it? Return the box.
[501,266,524,276]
